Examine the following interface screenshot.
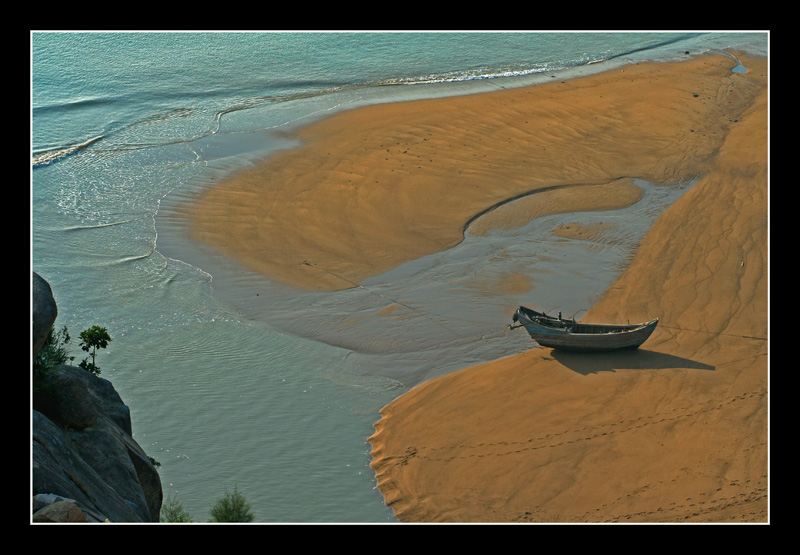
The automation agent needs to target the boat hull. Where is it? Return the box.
[513,307,658,352]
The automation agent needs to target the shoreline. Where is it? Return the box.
[182,52,768,522]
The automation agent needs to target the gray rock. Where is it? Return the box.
[32,274,162,522]
[34,366,99,430]
[33,409,148,522]
[32,272,57,357]
[33,386,163,523]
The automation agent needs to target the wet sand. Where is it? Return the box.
[185,52,768,522]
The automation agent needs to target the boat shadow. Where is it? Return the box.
[548,348,715,375]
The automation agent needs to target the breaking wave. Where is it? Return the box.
[32,135,103,168]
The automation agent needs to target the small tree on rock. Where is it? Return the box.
[78,325,111,375]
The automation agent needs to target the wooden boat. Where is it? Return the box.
[511,306,658,352]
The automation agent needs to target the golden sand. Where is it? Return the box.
[468,177,644,236]
[185,52,768,522]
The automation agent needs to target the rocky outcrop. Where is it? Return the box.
[32,272,163,523]
[32,272,57,357]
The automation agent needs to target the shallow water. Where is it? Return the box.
[161,178,698,388]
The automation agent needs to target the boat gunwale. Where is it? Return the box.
[512,305,658,351]
[515,306,657,334]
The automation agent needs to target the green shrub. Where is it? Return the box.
[33,325,74,389]
[208,486,255,523]
[160,494,195,523]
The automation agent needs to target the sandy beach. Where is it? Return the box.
[185,52,768,522]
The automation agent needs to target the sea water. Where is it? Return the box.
[31,31,767,523]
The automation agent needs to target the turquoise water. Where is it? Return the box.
[31,31,767,523]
